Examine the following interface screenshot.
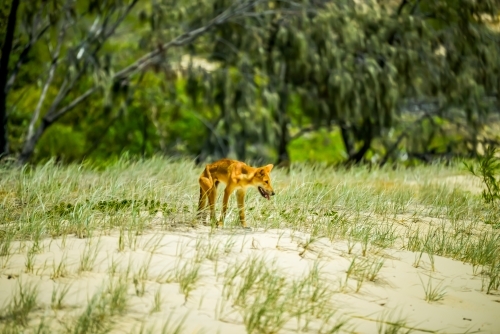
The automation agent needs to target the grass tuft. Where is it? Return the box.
[0,280,39,326]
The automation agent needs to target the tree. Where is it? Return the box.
[171,0,500,165]
[274,0,500,164]
[3,0,263,164]
[185,0,317,164]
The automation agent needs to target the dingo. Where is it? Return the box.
[197,159,275,228]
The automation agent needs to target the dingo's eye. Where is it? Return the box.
[265,180,269,184]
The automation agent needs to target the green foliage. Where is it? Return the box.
[48,198,175,216]
[36,124,87,162]
[289,128,345,163]
[465,146,500,204]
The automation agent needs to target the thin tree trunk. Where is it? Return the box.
[25,25,65,147]
[0,0,20,158]
[396,0,409,15]
[264,18,290,168]
[141,111,148,157]
[19,119,46,163]
[150,106,167,152]
[82,112,120,159]
[379,132,406,167]
[275,60,290,167]
[235,127,247,162]
[340,122,354,157]
[276,87,290,167]
[348,139,372,164]
[195,115,224,165]
[345,120,374,165]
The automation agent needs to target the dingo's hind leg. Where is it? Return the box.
[198,169,213,225]
[208,180,219,225]
[197,187,209,223]
[219,185,235,228]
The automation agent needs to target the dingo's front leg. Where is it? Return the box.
[236,189,247,228]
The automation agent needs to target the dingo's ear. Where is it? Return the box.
[263,164,274,173]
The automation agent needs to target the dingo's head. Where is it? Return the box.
[253,164,275,200]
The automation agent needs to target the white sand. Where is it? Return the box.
[1,225,499,333]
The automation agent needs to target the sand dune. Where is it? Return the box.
[1,225,499,333]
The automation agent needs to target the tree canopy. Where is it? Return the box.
[1,0,499,165]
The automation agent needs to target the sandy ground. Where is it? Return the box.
[1,225,499,333]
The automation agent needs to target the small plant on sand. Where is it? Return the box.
[377,310,415,334]
[0,280,39,326]
[0,230,15,268]
[297,235,318,257]
[73,289,112,334]
[51,283,71,310]
[150,287,164,313]
[133,255,153,297]
[79,238,101,273]
[107,276,129,314]
[50,254,69,279]
[241,277,290,334]
[167,259,202,302]
[160,312,189,334]
[345,256,384,292]
[222,255,348,333]
[132,312,188,334]
[482,258,500,294]
[73,277,128,334]
[465,146,500,204]
[419,275,446,302]
[25,248,36,274]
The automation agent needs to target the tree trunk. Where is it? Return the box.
[276,124,290,166]
[264,19,290,168]
[340,122,354,157]
[276,123,290,165]
[379,132,406,167]
[0,0,20,159]
[195,116,225,165]
[345,120,374,165]
[275,86,291,168]
[18,119,46,164]
[141,111,148,157]
[235,128,247,162]
[347,140,372,164]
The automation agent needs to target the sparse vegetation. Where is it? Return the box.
[0,158,499,332]
[1,0,499,331]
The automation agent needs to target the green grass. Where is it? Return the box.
[419,275,447,303]
[0,156,499,332]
